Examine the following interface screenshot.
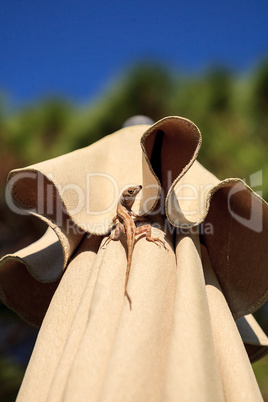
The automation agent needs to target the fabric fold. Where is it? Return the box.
[0,114,267,360]
[202,245,263,401]
[5,117,203,235]
[0,227,63,326]
[14,226,265,401]
[202,179,268,318]
[6,170,85,267]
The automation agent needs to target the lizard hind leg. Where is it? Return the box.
[102,222,124,248]
[135,224,167,249]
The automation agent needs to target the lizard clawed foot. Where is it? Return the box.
[102,236,112,248]
[147,237,168,250]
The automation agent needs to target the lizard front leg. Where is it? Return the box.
[135,224,167,249]
[112,215,119,224]
[129,211,147,221]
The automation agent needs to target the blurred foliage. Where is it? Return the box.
[1,60,267,198]
[0,304,38,402]
[0,59,268,399]
[0,355,24,402]
[253,356,268,401]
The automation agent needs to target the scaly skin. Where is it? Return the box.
[103,185,167,309]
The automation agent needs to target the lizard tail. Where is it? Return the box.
[125,289,132,310]
[125,248,133,310]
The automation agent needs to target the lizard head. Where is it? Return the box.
[121,185,142,209]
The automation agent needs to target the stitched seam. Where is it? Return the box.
[233,288,268,319]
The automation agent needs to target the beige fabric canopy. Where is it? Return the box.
[0,116,267,401]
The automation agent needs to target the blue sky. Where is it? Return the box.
[1,0,268,107]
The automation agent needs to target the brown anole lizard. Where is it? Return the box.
[103,185,167,309]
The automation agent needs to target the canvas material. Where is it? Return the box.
[15,231,263,401]
[0,116,267,400]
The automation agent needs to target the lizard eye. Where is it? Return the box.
[128,190,134,195]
